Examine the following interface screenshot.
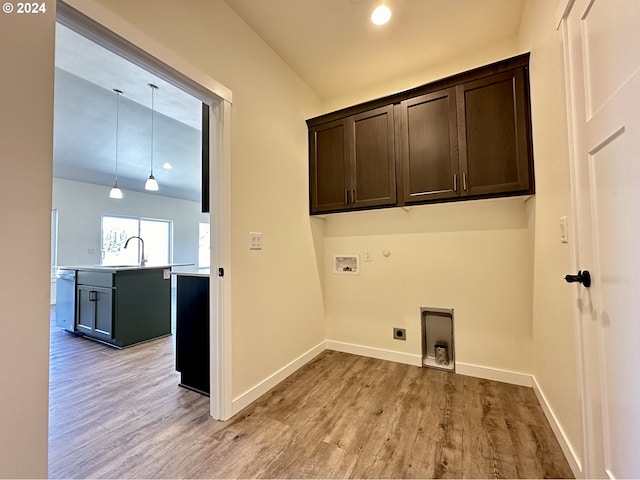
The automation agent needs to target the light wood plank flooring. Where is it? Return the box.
[49,312,573,479]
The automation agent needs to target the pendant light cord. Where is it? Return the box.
[113,88,122,184]
[149,83,158,176]
[144,84,159,191]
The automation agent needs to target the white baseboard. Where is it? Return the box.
[232,340,537,415]
[231,341,326,416]
[326,340,533,387]
[326,340,422,366]
[532,376,582,478]
[455,362,533,387]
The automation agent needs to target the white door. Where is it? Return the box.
[560,0,640,478]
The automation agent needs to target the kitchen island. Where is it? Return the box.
[172,270,210,395]
[56,265,175,348]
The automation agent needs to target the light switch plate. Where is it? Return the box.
[249,232,262,250]
[560,216,569,244]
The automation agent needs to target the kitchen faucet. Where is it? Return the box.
[124,236,146,266]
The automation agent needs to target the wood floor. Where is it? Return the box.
[49,313,573,479]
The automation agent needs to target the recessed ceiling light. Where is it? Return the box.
[371,5,392,25]
[162,162,173,170]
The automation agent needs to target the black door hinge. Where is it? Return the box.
[218,267,224,277]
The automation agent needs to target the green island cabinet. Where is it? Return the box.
[75,267,171,348]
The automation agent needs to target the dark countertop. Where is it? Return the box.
[171,268,210,277]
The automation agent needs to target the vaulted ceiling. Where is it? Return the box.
[224,0,525,99]
[54,23,203,201]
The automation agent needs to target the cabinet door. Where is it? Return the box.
[309,119,350,213]
[76,286,94,335]
[350,105,397,208]
[76,285,113,341]
[399,88,459,203]
[457,68,532,196]
[93,287,113,340]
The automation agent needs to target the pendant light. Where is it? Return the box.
[109,88,124,199]
[144,83,159,191]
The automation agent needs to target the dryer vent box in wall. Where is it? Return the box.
[334,255,360,275]
[421,307,455,372]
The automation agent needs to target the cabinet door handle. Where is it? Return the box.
[352,189,356,204]
[462,173,468,191]
[345,189,350,204]
[89,290,97,302]
[453,174,458,192]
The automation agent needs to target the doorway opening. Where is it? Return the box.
[50,1,231,433]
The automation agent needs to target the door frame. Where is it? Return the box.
[557,0,640,476]
[557,1,593,475]
[57,0,233,420]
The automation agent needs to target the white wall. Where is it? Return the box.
[82,0,327,399]
[324,36,520,112]
[518,0,584,471]
[324,198,533,374]
[0,6,55,478]
[53,178,208,267]
[320,39,535,377]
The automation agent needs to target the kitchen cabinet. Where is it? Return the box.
[398,87,459,203]
[77,284,114,342]
[456,68,532,197]
[309,118,348,213]
[309,104,396,214]
[73,267,171,348]
[399,68,532,203]
[307,53,534,215]
[175,274,209,395]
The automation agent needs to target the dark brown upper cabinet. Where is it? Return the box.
[398,87,459,203]
[456,68,531,197]
[309,118,349,213]
[309,105,396,214]
[307,53,534,215]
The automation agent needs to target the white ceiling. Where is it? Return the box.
[224,0,526,100]
[54,24,203,202]
[55,24,201,129]
[53,1,526,201]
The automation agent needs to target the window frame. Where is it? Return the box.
[100,214,173,266]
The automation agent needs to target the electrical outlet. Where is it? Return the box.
[393,327,406,341]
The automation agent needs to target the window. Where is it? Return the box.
[101,215,172,266]
[199,222,210,268]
